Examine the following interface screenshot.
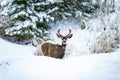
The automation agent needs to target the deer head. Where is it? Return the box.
[36,29,73,59]
[56,29,73,45]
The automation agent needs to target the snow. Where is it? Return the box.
[0,39,34,57]
[0,0,8,7]
[0,31,120,80]
[46,0,63,3]
[1,11,120,79]
[1,53,120,80]
[1,0,120,80]
[1,17,120,80]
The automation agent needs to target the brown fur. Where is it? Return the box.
[41,43,66,58]
[36,29,73,59]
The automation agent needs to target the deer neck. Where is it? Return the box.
[62,43,66,50]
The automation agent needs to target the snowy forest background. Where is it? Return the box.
[0,0,120,55]
[0,0,100,43]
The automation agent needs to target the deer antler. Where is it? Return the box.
[66,29,72,37]
[57,29,61,34]
[57,29,63,38]
[36,29,73,59]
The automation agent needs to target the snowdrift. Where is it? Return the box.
[0,38,120,80]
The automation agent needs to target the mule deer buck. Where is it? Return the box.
[36,29,73,59]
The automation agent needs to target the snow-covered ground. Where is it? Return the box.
[0,39,34,57]
[1,12,120,80]
[0,38,120,80]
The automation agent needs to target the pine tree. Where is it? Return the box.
[2,0,52,42]
[1,0,98,44]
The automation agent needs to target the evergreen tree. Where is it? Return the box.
[2,0,52,42]
[1,0,98,44]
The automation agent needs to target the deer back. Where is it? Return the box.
[41,43,65,58]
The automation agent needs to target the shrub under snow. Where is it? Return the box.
[86,12,120,53]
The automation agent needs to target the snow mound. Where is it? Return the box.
[0,53,120,80]
[0,34,120,80]
[0,38,35,57]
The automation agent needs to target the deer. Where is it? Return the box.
[35,29,73,59]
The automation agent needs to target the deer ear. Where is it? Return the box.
[68,34,73,38]
[56,33,61,38]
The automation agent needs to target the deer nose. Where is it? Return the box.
[62,39,66,44]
